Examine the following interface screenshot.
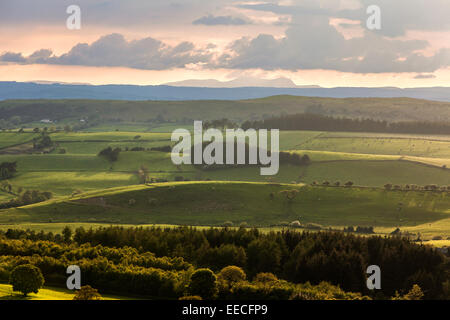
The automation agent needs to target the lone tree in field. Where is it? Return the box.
[188,268,218,299]
[98,146,121,162]
[10,264,45,296]
[0,161,17,180]
[73,285,102,300]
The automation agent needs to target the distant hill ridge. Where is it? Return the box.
[0,81,450,102]
[1,95,449,123]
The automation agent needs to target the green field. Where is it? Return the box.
[1,182,448,230]
[300,160,450,186]
[0,283,134,300]
[1,122,449,245]
[3,157,449,199]
[2,149,449,199]
[0,132,38,149]
[292,132,450,158]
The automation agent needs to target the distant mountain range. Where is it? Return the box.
[164,77,321,88]
[0,81,449,102]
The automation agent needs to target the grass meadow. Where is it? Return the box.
[0,129,448,244]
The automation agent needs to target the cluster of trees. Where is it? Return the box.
[128,146,146,152]
[312,181,355,187]
[0,189,52,209]
[30,125,73,134]
[241,113,450,135]
[2,227,448,299]
[120,145,172,153]
[0,235,367,300]
[0,162,17,180]
[184,266,368,300]
[150,145,172,153]
[308,181,449,192]
[204,119,238,130]
[343,226,375,234]
[0,238,192,298]
[98,147,121,162]
[32,133,53,150]
[279,153,311,166]
[190,142,311,170]
[384,183,449,192]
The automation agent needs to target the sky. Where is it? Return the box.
[0,0,449,88]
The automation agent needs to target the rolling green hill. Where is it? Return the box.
[1,182,448,229]
[1,96,450,126]
[1,129,450,198]
[2,151,449,197]
[1,128,448,244]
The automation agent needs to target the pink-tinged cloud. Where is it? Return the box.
[1,0,450,86]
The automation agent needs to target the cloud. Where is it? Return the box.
[340,0,450,37]
[0,0,241,28]
[3,27,450,74]
[414,74,437,79]
[0,52,26,63]
[216,13,450,73]
[193,14,250,26]
[1,1,450,74]
[27,49,53,63]
[238,0,450,37]
[1,34,212,70]
[236,2,333,16]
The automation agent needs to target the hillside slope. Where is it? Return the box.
[2,182,448,228]
[1,96,449,124]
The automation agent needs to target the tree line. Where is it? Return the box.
[0,234,368,300]
[0,189,53,209]
[2,226,448,299]
[241,113,450,135]
[190,141,311,170]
